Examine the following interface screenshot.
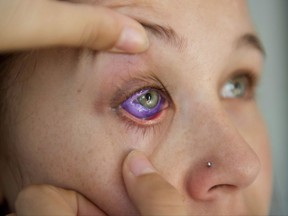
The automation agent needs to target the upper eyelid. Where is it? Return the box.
[121,86,167,105]
[231,70,259,87]
[220,69,260,90]
[110,76,169,109]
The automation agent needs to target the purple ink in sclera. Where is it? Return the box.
[121,89,164,119]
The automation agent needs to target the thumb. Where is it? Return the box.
[13,185,106,215]
[0,0,149,53]
[122,150,187,216]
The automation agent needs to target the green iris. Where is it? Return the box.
[138,90,159,109]
[229,76,248,97]
[221,75,249,98]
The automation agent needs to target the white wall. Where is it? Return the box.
[248,1,288,215]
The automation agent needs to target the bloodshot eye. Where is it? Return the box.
[120,88,168,120]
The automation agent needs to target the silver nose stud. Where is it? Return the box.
[207,161,213,168]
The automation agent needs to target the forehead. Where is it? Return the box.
[70,0,250,21]
[67,0,262,60]
[71,0,254,40]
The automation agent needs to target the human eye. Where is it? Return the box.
[220,72,257,100]
[120,88,169,120]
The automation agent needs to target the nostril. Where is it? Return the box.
[187,146,260,201]
[209,184,225,191]
[208,184,237,193]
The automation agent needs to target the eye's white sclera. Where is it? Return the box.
[121,88,166,120]
[221,76,248,98]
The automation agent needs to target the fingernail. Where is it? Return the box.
[126,150,156,176]
[114,26,149,52]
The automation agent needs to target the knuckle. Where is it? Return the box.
[80,23,100,48]
[79,8,121,49]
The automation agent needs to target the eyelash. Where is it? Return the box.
[115,87,170,135]
[117,110,164,136]
[116,85,167,107]
[110,75,172,133]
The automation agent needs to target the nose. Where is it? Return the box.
[184,109,261,201]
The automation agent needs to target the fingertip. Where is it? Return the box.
[110,26,149,53]
[124,150,156,177]
[41,2,150,53]
[73,4,150,53]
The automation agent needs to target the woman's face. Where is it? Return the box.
[1,0,272,215]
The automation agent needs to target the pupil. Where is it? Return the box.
[145,93,152,102]
[235,82,241,89]
[137,90,159,109]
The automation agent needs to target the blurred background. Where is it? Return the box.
[248,0,288,215]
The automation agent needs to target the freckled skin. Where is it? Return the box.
[0,0,272,215]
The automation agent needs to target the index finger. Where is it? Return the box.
[0,0,149,53]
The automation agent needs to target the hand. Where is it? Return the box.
[0,0,149,53]
[8,185,107,216]
[122,150,187,215]
[9,150,187,215]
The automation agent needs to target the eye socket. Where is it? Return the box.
[221,74,253,99]
[120,88,168,120]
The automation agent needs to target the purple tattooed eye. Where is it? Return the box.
[121,88,166,120]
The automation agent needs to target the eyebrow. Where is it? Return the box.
[236,33,265,56]
[61,0,265,56]
[139,21,187,52]
[140,21,265,57]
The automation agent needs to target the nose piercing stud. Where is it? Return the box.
[207,161,213,168]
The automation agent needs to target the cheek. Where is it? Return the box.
[12,99,166,215]
[242,118,272,211]
[6,76,126,214]
[13,109,122,211]
[226,103,272,210]
[242,127,272,213]
[5,49,167,215]
[225,102,271,168]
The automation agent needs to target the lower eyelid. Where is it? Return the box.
[121,88,168,117]
[117,103,169,127]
